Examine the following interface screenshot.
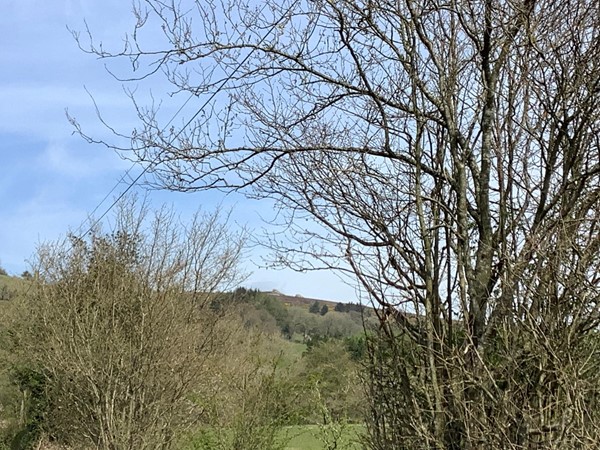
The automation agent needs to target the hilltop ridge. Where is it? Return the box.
[263,289,347,309]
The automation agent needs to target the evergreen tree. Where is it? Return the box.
[309,301,320,314]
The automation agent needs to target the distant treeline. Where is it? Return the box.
[213,288,366,341]
[334,302,366,314]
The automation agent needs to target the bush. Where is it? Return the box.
[24,199,246,450]
[309,301,321,314]
[0,286,15,301]
[5,366,48,450]
[300,339,364,423]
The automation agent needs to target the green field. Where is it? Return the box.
[176,424,365,450]
[282,425,364,450]
[180,425,365,450]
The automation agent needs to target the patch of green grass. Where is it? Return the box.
[180,424,365,450]
[278,340,307,366]
[282,425,365,450]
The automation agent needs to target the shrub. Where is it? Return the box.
[24,199,246,450]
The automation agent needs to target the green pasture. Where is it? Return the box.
[181,424,365,450]
[282,424,364,450]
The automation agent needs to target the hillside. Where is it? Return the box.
[0,274,27,301]
[263,289,371,314]
[264,289,347,309]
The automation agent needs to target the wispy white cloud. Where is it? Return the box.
[36,141,130,179]
[0,84,135,140]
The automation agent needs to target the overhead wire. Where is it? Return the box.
[72,77,209,237]
[76,1,295,238]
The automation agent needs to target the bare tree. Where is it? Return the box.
[27,198,246,449]
[74,0,600,448]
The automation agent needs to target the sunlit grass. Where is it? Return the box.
[282,424,365,450]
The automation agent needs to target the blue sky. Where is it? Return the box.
[0,0,358,302]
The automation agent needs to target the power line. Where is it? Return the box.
[73,72,212,237]
[75,164,135,234]
[77,2,295,238]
